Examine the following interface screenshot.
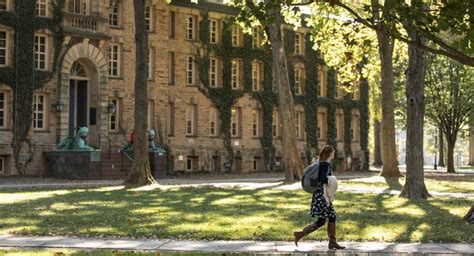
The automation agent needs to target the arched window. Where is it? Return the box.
[70,62,87,78]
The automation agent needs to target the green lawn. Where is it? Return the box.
[0,186,472,243]
[339,173,474,194]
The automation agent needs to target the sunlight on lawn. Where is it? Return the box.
[0,187,472,243]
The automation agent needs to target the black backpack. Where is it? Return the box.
[301,161,322,193]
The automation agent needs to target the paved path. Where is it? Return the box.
[0,177,472,198]
[0,235,472,254]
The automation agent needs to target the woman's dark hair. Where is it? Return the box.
[319,145,334,161]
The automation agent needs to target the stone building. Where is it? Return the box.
[0,0,369,177]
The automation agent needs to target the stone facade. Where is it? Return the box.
[0,0,367,176]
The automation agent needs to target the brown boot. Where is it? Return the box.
[327,222,345,249]
[293,221,324,247]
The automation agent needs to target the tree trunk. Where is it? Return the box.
[376,31,401,177]
[266,4,304,182]
[125,0,155,186]
[446,139,456,173]
[373,119,383,166]
[469,121,474,166]
[400,26,430,199]
[438,125,445,167]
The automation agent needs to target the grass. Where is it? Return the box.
[0,249,228,256]
[339,173,474,194]
[0,185,472,244]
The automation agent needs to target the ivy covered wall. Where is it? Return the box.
[186,10,369,172]
[0,0,64,174]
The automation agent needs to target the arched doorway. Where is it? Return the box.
[68,62,88,135]
[58,41,108,149]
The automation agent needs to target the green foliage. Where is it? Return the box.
[0,0,64,174]
[195,9,368,171]
[425,54,474,140]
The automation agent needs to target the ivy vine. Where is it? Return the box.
[195,10,369,172]
[0,0,64,174]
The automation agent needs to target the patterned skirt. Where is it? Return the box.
[309,188,336,219]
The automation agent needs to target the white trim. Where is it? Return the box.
[252,109,259,137]
[209,106,217,136]
[252,61,262,91]
[232,26,241,47]
[34,34,48,70]
[231,59,240,89]
[33,93,47,130]
[209,19,218,44]
[294,67,303,95]
[36,0,48,17]
[109,0,120,27]
[231,107,239,137]
[147,47,153,80]
[145,4,152,32]
[186,56,194,85]
[0,0,8,11]
[252,27,260,49]
[185,104,195,136]
[108,98,119,132]
[108,43,120,77]
[0,30,8,66]
[209,58,217,87]
[0,91,7,129]
[185,15,195,40]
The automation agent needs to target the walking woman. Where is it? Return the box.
[294,145,345,249]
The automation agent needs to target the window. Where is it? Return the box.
[108,98,119,131]
[317,112,326,140]
[253,157,262,171]
[209,106,218,136]
[186,156,197,171]
[186,104,195,136]
[147,48,153,80]
[33,94,46,130]
[336,111,344,141]
[0,91,6,129]
[318,65,327,97]
[68,0,87,14]
[231,108,239,137]
[108,43,120,77]
[186,56,194,85]
[252,61,263,91]
[232,26,241,47]
[209,19,218,44]
[352,114,360,141]
[0,31,7,66]
[294,33,303,55]
[272,110,278,137]
[36,0,47,17]
[0,0,7,10]
[209,58,217,87]
[109,0,120,27]
[35,35,47,70]
[231,59,241,89]
[169,11,176,38]
[167,102,174,136]
[252,27,261,49]
[295,112,302,138]
[252,109,259,137]
[294,68,303,95]
[0,156,4,174]
[185,16,195,40]
[148,100,154,129]
[145,5,152,31]
[167,52,175,84]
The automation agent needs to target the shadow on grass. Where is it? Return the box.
[383,177,403,190]
[0,185,471,243]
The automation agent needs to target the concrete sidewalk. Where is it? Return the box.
[0,235,472,254]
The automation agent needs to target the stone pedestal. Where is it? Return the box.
[149,151,167,179]
[43,151,101,179]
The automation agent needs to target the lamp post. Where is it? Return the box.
[434,135,438,170]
